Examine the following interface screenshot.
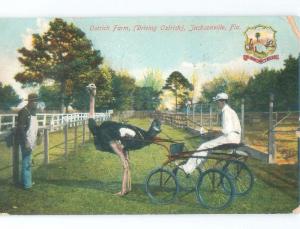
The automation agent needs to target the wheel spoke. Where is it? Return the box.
[222,160,254,196]
[196,169,234,210]
[146,168,178,204]
[175,167,200,192]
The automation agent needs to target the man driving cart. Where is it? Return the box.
[180,92,241,174]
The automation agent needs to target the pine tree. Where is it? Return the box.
[15,18,103,112]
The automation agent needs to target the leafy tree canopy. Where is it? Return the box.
[111,71,136,111]
[138,69,164,91]
[15,18,103,112]
[200,55,299,112]
[0,83,21,111]
[133,86,161,110]
[163,71,193,111]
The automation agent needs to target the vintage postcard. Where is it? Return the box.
[0,16,299,214]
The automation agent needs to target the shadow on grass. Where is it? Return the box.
[35,175,202,206]
[37,177,144,193]
[249,160,297,199]
[35,178,156,205]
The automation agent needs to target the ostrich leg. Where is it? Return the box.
[110,142,130,196]
[125,151,131,192]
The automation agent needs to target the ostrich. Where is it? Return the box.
[86,83,161,196]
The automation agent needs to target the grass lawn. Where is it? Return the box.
[0,118,298,214]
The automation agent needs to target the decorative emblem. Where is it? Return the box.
[243,25,279,63]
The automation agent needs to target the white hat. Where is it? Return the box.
[213,92,228,101]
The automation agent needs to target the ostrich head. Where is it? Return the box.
[147,118,161,138]
[86,83,97,97]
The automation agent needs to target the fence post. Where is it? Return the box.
[172,113,176,126]
[50,115,54,131]
[174,114,176,127]
[186,114,188,128]
[74,121,78,153]
[44,128,49,164]
[12,134,19,185]
[192,103,195,122]
[241,98,245,143]
[186,105,189,128]
[12,115,15,128]
[0,115,2,132]
[209,104,212,128]
[43,115,47,128]
[297,130,300,209]
[89,127,91,140]
[64,123,68,158]
[82,120,86,144]
[192,103,195,129]
[200,104,203,126]
[268,93,275,163]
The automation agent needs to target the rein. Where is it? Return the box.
[159,131,203,142]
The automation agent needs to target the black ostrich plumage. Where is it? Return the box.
[88,118,161,153]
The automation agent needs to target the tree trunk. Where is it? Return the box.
[60,81,65,113]
[175,90,177,113]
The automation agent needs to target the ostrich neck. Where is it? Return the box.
[146,128,158,139]
[89,95,95,119]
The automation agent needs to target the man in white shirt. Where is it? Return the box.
[180,92,241,174]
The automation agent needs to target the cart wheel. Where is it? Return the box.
[222,160,254,196]
[145,167,179,204]
[173,166,201,192]
[196,169,235,210]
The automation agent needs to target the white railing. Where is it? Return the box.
[0,112,112,134]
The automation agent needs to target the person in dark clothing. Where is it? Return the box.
[16,93,39,189]
[86,83,161,196]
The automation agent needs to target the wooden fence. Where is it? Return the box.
[0,112,111,184]
[0,112,112,134]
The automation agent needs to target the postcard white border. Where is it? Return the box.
[1,0,300,229]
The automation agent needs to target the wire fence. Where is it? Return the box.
[128,100,298,164]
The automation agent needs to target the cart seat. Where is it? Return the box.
[170,143,185,156]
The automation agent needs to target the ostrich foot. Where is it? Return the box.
[113,190,129,196]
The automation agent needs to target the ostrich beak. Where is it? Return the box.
[153,126,160,132]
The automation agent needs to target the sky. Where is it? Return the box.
[0,16,299,100]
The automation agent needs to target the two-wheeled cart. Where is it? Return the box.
[144,137,254,210]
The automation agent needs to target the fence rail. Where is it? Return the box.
[0,112,112,134]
